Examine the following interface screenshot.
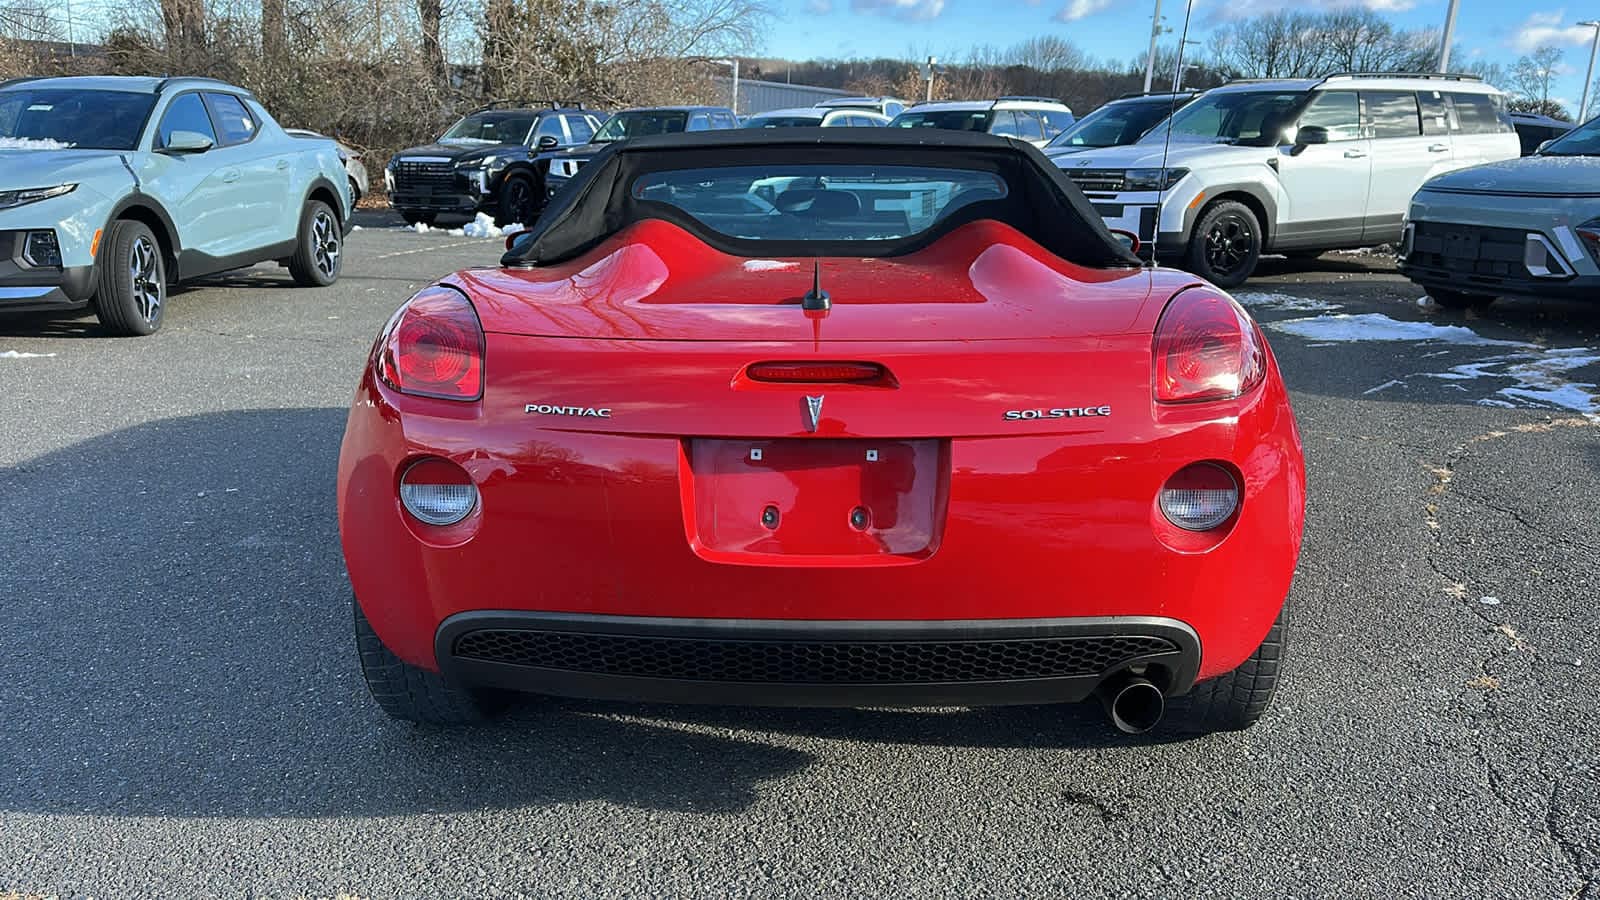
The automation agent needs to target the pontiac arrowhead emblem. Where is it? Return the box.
[803,395,824,433]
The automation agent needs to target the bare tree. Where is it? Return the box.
[1512,46,1564,105]
[1006,36,1084,73]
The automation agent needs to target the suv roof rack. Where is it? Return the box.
[995,95,1063,104]
[471,99,586,113]
[1115,89,1198,100]
[152,76,249,94]
[1318,72,1483,84]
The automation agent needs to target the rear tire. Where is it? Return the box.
[91,219,166,337]
[1166,607,1287,734]
[496,173,539,227]
[1185,199,1263,288]
[1429,288,1495,311]
[288,200,342,287]
[354,597,504,725]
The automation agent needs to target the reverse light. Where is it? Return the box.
[1153,289,1266,404]
[1159,462,1240,531]
[377,286,484,400]
[1578,219,1600,264]
[399,457,477,526]
[1122,168,1189,191]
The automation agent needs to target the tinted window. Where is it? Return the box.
[440,112,535,144]
[1365,91,1419,139]
[534,115,565,144]
[687,112,712,132]
[0,88,156,150]
[1297,91,1360,142]
[1052,98,1177,149]
[1419,91,1450,136]
[158,93,217,148]
[712,112,739,129]
[593,111,688,141]
[1012,110,1045,141]
[751,114,825,128]
[1540,116,1600,156]
[1038,110,1074,137]
[631,164,1008,242]
[1450,93,1514,135]
[891,109,994,132]
[202,93,256,145]
[565,114,594,144]
[1145,90,1305,147]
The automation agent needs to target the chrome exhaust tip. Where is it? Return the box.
[1097,675,1165,735]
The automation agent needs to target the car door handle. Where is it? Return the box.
[221,168,242,183]
[1344,149,1367,159]
[1428,143,1450,153]
[276,159,291,170]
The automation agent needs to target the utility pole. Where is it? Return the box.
[714,59,740,114]
[925,56,937,102]
[1143,0,1164,93]
[1170,39,1200,92]
[1437,0,1460,72]
[1580,21,1600,123]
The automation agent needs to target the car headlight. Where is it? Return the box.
[1578,217,1600,263]
[459,155,510,173]
[1122,168,1188,191]
[0,184,76,210]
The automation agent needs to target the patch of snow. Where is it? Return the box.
[1363,379,1406,395]
[0,350,55,359]
[1421,347,1600,415]
[1268,313,1532,347]
[350,225,363,232]
[410,221,431,234]
[0,137,72,150]
[459,212,527,239]
[742,259,797,272]
[1234,291,1341,313]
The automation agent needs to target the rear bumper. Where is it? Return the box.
[437,612,1202,706]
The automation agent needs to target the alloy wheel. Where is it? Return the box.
[129,235,162,324]
[506,179,534,223]
[1203,214,1255,279]
[312,210,341,279]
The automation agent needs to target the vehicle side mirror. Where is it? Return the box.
[1291,125,1328,156]
[1536,139,1553,154]
[536,135,560,150]
[163,130,214,154]
[1109,229,1141,255]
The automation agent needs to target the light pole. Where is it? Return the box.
[1142,0,1165,93]
[924,56,938,102]
[1437,0,1460,72]
[714,58,740,114]
[1171,39,1200,92]
[1579,21,1600,123]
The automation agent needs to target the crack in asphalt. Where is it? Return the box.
[1545,777,1591,895]
[1061,789,1122,823]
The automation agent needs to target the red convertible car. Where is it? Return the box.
[338,130,1305,736]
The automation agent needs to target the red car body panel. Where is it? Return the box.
[337,218,1307,692]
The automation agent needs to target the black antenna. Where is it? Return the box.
[1151,0,1198,269]
[801,260,830,311]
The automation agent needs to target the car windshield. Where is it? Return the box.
[1049,98,1184,149]
[630,164,1008,242]
[748,114,825,128]
[890,110,995,133]
[1138,90,1305,147]
[440,112,535,145]
[0,88,157,151]
[594,111,690,142]
[1540,116,1600,156]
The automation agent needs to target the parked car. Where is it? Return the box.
[540,106,740,201]
[0,75,351,336]
[888,98,1076,147]
[814,96,909,118]
[1507,111,1574,156]
[1399,113,1600,310]
[385,102,602,228]
[1054,74,1522,287]
[1044,91,1199,158]
[339,129,1306,737]
[286,128,368,204]
[744,107,889,128]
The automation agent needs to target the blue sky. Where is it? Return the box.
[767,0,1600,113]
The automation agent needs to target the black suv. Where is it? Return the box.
[385,101,603,227]
[540,106,740,201]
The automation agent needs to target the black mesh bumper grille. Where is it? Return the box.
[450,629,1180,684]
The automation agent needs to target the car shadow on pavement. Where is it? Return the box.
[0,408,811,820]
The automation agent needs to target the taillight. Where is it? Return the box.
[1159,462,1239,531]
[399,457,477,525]
[378,286,484,400]
[1153,289,1266,404]
[1578,220,1600,264]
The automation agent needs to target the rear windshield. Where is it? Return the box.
[594,111,689,142]
[890,110,995,133]
[630,164,1008,242]
[747,115,824,128]
[0,89,157,150]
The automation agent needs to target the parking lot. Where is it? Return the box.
[1,211,1596,897]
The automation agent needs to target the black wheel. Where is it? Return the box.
[1166,607,1287,734]
[399,209,434,227]
[496,174,539,227]
[353,597,505,725]
[1429,288,1495,311]
[1185,200,1263,288]
[91,219,166,337]
[288,200,342,287]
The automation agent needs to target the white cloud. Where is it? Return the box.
[1055,0,1113,22]
[804,0,832,11]
[1509,10,1598,53]
[849,0,944,21]
[1202,0,1415,22]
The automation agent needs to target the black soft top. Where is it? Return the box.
[502,128,1141,269]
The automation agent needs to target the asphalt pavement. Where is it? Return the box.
[1,214,1596,898]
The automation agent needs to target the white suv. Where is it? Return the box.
[889,97,1076,147]
[1055,74,1521,286]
